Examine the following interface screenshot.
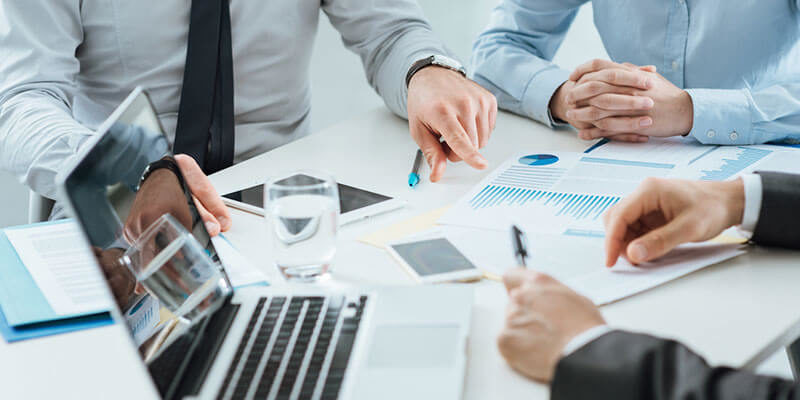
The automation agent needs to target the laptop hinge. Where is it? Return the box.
[171,299,241,399]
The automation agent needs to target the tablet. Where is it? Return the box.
[386,237,483,283]
[222,177,406,225]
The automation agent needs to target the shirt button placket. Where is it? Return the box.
[665,0,689,88]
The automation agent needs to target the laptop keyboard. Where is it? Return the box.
[217,295,368,400]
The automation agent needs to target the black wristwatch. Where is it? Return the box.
[136,156,184,192]
[405,55,467,87]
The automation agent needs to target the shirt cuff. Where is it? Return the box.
[738,174,763,236]
[562,325,613,357]
[686,88,753,145]
[520,67,571,128]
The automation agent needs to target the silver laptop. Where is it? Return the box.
[56,87,473,400]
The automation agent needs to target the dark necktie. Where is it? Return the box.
[174,0,235,175]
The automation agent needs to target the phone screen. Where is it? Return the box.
[390,238,478,277]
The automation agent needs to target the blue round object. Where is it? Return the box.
[518,154,559,166]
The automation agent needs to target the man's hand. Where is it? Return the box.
[603,177,745,267]
[124,155,231,243]
[124,167,194,243]
[174,154,231,235]
[407,66,497,182]
[568,59,694,141]
[498,268,605,383]
[550,60,657,142]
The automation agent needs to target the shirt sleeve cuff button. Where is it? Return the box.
[707,129,716,138]
[729,131,739,141]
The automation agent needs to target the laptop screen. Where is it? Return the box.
[61,89,226,394]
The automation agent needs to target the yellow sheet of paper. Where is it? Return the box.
[159,307,175,326]
[710,232,749,245]
[358,206,451,248]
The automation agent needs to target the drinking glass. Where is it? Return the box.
[265,171,339,282]
[122,214,230,323]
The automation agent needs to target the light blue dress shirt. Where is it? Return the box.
[471,0,800,145]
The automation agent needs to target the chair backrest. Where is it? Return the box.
[28,190,55,223]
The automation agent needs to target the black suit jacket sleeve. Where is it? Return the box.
[751,172,800,249]
[551,330,800,400]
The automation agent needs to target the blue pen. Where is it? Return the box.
[408,149,423,187]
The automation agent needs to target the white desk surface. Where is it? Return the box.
[3,109,800,399]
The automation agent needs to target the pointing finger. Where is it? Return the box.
[439,116,488,170]
[410,120,448,182]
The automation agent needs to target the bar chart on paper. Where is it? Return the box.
[469,185,620,222]
[440,153,629,236]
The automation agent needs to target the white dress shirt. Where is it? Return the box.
[0,0,452,199]
[563,175,764,357]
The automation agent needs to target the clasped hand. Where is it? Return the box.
[551,59,694,142]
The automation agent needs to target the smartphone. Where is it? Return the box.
[386,237,484,283]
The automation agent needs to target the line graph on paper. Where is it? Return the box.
[671,146,774,181]
[697,147,772,181]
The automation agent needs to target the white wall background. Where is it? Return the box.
[0,2,607,229]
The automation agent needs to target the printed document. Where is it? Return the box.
[4,222,110,317]
[438,152,672,236]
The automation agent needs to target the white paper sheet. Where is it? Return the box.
[438,152,672,236]
[211,234,270,288]
[597,140,800,182]
[671,146,775,181]
[443,227,745,305]
[740,148,800,175]
[589,137,712,167]
[588,140,798,182]
[4,222,110,317]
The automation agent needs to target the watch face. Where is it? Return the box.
[431,55,465,75]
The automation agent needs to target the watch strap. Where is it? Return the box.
[137,156,185,192]
[405,55,466,87]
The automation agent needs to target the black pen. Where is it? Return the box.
[510,225,529,268]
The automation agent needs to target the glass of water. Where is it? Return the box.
[265,171,340,282]
[122,214,230,323]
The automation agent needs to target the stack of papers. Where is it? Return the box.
[438,151,654,237]
[439,138,800,238]
[0,220,113,342]
[373,138,800,304]
[588,137,800,180]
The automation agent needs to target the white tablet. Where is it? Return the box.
[386,237,483,284]
[222,177,406,226]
